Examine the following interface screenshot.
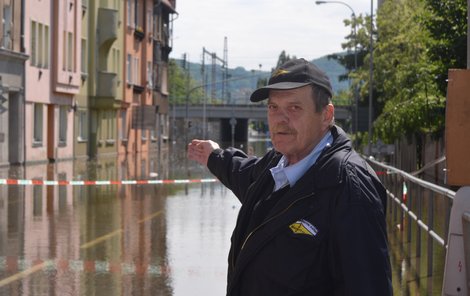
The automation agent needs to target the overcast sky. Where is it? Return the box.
[170,0,376,71]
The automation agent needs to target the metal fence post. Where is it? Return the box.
[462,212,470,294]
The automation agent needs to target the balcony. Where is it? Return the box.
[98,8,118,47]
[96,71,117,98]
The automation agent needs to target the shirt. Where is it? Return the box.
[270,131,333,191]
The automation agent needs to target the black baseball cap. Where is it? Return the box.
[250,58,334,102]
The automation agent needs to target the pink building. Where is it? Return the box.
[24,0,80,163]
[119,0,154,155]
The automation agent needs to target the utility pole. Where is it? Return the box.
[223,37,229,103]
[368,0,374,154]
[315,0,358,137]
[201,46,226,139]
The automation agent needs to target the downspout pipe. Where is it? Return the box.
[21,0,25,52]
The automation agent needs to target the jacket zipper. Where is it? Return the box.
[240,193,313,250]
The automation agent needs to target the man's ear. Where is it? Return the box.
[322,104,334,127]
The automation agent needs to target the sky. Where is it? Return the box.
[170,0,376,71]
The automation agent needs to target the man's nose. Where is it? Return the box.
[271,108,289,123]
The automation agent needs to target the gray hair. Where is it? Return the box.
[311,85,332,113]
[311,85,335,127]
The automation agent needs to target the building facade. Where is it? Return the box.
[24,0,53,163]
[87,0,124,158]
[0,0,28,166]
[1,0,176,165]
[151,0,176,152]
[118,0,175,157]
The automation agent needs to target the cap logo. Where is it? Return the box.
[272,69,290,78]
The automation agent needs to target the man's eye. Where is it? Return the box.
[289,105,301,111]
[268,105,277,110]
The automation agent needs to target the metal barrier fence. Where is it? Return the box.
[366,157,456,290]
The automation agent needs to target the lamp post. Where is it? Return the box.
[368,0,374,154]
[315,1,359,136]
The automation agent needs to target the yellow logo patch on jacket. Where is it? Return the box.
[289,219,318,236]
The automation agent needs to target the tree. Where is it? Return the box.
[275,50,297,68]
[372,0,449,143]
[168,59,205,104]
[256,51,298,90]
[422,0,467,96]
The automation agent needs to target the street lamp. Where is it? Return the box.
[315,0,359,137]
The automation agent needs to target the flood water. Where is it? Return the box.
[0,135,445,295]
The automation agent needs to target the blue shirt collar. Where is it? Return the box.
[270,131,333,191]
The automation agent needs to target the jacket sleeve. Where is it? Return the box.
[207,147,262,203]
[329,162,393,296]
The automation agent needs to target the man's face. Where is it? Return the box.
[267,85,332,165]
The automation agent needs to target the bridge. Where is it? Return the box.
[171,103,351,120]
[171,103,351,142]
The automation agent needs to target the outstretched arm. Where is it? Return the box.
[187,139,220,166]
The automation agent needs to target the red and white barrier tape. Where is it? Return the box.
[0,178,218,186]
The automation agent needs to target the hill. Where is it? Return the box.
[174,54,349,103]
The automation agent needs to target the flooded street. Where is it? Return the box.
[0,140,247,296]
[0,135,446,295]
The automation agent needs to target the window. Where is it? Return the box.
[120,109,127,140]
[38,23,43,67]
[147,10,152,36]
[151,113,158,140]
[78,111,88,141]
[98,111,115,143]
[147,62,153,88]
[44,25,49,67]
[81,38,87,74]
[59,105,68,145]
[134,0,139,28]
[2,5,12,49]
[31,21,37,65]
[110,48,120,74]
[127,0,132,27]
[133,56,139,85]
[30,21,49,68]
[126,54,132,83]
[155,14,162,41]
[68,32,74,71]
[107,110,115,141]
[33,103,43,144]
[63,31,74,71]
[62,31,66,70]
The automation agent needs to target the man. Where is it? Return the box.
[188,58,393,295]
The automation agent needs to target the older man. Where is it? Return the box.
[188,58,393,296]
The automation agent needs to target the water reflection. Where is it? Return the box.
[0,144,240,296]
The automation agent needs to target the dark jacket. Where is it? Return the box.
[207,126,393,296]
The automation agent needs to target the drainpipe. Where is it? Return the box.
[21,0,25,53]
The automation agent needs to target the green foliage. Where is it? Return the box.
[371,0,453,143]
[275,51,297,68]
[374,94,445,142]
[332,89,353,106]
[421,0,467,96]
[337,0,465,144]
[168,59,204,104]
